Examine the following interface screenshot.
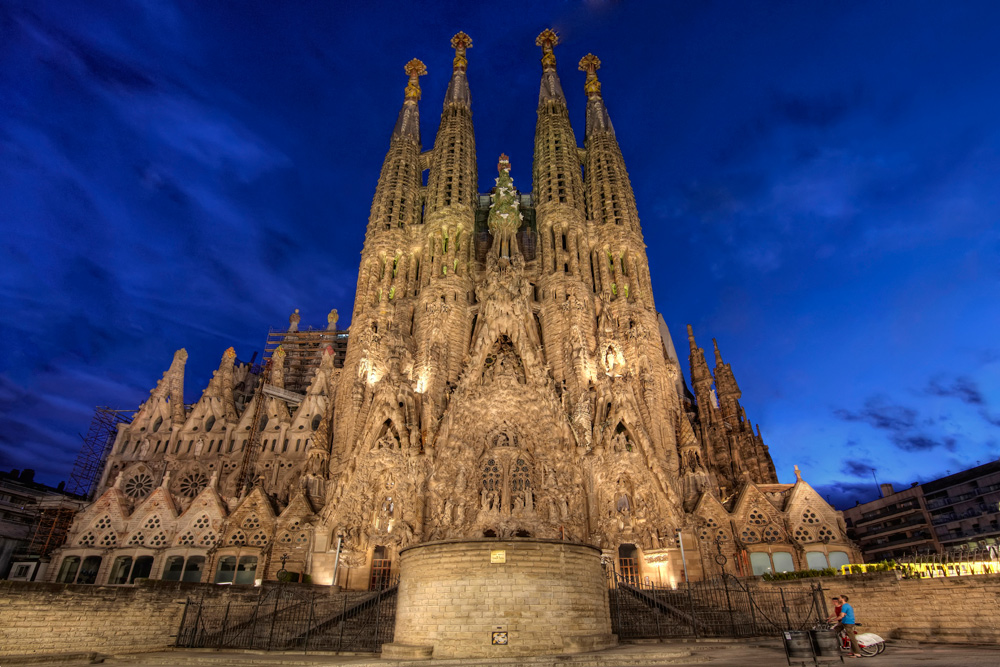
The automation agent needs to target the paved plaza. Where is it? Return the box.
[16,639,1000,667]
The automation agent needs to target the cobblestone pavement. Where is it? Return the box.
[15,640,1000,667]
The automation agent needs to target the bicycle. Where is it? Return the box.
[814,621,886,657]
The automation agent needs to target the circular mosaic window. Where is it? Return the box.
[124,473,154,499]
[748,510,769,525]
[95,515,112,530]
[193,515,211,530]
[179,472,209,498]
[802,509,819,524]
[741,529,760,543]
[818,525,836,540]
[78,532,96,546]
[763,526,783,542]
[243,515,261,530]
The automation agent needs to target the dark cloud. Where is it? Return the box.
[835,396,959,453]
[841,460,874,478]
[926,375,986,406]
[812,481,884,512]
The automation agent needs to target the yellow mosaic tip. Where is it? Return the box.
[451,32,472,72]
[536,29,559,71]
[578,53,602,97]
[223,347,236,359]
[403,58,427,101]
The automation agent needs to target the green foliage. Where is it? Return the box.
[761,567,836,581]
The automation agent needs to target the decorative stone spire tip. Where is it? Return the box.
[497,153,511,173]
[403,58,427,102]
[578,53,602,98]
[536,28,559,72]
[451,32,472,72]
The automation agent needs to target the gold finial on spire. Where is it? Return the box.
[403,58,427,102]
[578,53,602,98]
[451,32,473,72]
[536,29,559,72]
[498,153,510,173]
[223,347,236,359]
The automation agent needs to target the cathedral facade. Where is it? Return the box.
[48,31,858,590]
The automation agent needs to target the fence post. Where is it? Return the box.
[687,582,699,638]
[779,587,792,630]
[192,600,204,648]
[220,601,231,648]
[723,575,736,637]
[338,591,347,649]
[813,582,828,622]
[303,595,314,654]
[268,589,280,651]
[175,598,190,647]
[746,585,757,634]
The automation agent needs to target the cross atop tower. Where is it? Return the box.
[403,58,427,102]
[578,53,602,98]
[536,29,559,72]
[451,32,473,72]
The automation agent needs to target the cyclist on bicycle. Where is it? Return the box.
[836,594,862,658]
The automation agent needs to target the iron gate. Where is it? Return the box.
[607,570,822,639]
[175,581,398,653]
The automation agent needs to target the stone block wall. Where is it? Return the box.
[0,579,320,658]
[390,539,614,658]
[760,573,1000,643]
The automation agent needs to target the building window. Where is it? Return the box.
[162,555,185,582]
[215,555,258,584]
[76,556,102,584]
[110,556,134,584]
[828,551,850,570]
[182,556,205,582]
[805,552,829,570]
[57,556,80,583]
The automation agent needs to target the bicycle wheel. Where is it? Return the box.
[876,641,886,654]
[860,643,879,657]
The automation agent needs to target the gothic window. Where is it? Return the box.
[248,531,269,547]
[748,509,769,525]
[762,526,783,542]
[148,532,168,547]
[228,530,246,546]
[144,515,161,530]
[178,531,196,546]
[127,532,144,546]
[698,517,727,542]
[794,526,813,542]
[99,532,117,547]
[802,509,819,524]
[616,495,632,512]
[279,532,293,544]
[124,473,154,500]
[152,416,163,433]
[741,528,760,544]
[817,525,836,540]
[199,531,217,547]
[78,531,96,547]
[311,415,321,430]
[95,515,112,531]
[242,515,261,530]
[205,416,216,432]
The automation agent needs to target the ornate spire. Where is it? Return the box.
[451,32,472,72]
[444,32,472,108]
[536,28,566,105]
[488,154,523,259]
[393,59,425,141]
[403,58,427,102]
[579,53,613,135]
[536,29,559,72]
[712,338,724,367]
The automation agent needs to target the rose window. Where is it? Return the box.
[179,472,209,498]
[124,473,154,499]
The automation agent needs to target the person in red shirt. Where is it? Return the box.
[826,596,842,623]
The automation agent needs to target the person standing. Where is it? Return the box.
[837,594,862,657]
[826,596,842,624]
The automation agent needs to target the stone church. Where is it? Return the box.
[48,31,858,590]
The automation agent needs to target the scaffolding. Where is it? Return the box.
[264,328,348,395]
[67,407,135,500]
[23,499,85,559]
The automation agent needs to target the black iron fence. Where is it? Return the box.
[607,569,823,639]
[175,580,398,653]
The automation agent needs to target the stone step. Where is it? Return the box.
[106,647,700,667]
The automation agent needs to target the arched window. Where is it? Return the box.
[57,556,80,583]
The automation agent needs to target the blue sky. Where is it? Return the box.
[1,1,998,508]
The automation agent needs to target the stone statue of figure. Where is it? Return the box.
[289,308,301,332]
[194,438,205,456]
[139,438,151,458]
[327,309,339,331]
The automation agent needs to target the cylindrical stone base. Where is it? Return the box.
[386,538,616,658]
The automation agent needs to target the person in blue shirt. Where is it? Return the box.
[836,594,862,657]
